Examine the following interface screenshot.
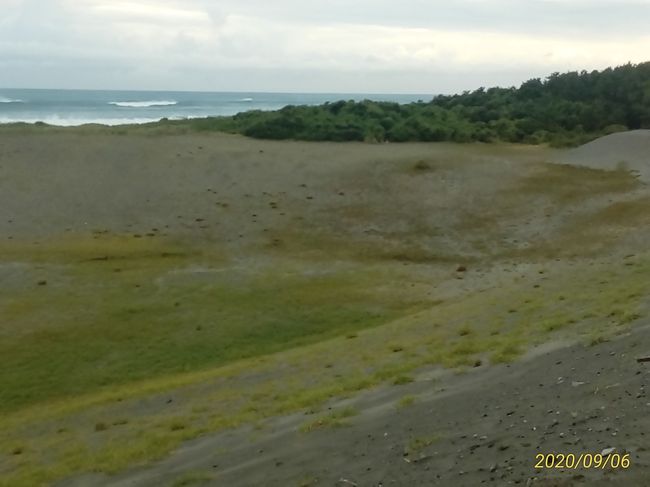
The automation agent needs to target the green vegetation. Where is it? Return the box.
[296,475,319,487]
[0,253,647,486]
[0,149,647,485]
[397,395,416,409]
[157,62,649,146]
[4,63,649,146]
[0,236,423,413]
[406,435,439,455]
[170,471,213,487]
[392,375,415,386]
[301,407,359,432]
[238,62,649,146]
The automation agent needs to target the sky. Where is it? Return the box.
[0,0,649,94]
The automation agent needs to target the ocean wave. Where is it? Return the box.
[0,97,24,103]
[238,97,254,102]
[108,100,178,108]
[0,115,166,127]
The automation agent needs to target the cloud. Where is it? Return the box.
[0,0,648,92]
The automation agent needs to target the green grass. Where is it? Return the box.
[393,375,415,386]
[406,435,439,454]
[300,407,359,432]
[397,395,416,408]
[296,475,319,487]
[0,243,647,487]
[490,341,523,364]
[0,236,424,413]
[170,471,213,487]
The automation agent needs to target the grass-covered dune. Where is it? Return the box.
[0,131,649,485]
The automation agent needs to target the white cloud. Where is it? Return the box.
[87,1,210,23]
[0,0,648,92]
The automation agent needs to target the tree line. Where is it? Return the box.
[166,62,650,146]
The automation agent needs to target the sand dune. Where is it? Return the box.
[555,130,650,181]
[1,132,649,487]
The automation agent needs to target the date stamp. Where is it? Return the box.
[535,453,631,470]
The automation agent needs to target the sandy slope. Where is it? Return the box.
[554,130,650,182]
[72,324,650,487]
[1,130,649,486]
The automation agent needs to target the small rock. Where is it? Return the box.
[601,447,616,456]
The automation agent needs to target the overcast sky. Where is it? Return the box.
[1,0,649,93]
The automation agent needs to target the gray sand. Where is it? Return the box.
[65,324,650,487]
[2,131,649,487]
[555,130,650,182]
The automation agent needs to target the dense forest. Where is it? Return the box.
[167,62,650,146]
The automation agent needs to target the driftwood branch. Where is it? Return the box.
[636,356,650,363]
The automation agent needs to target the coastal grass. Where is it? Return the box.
[406,435,439,455]
[170,471,214,487]
[0,242,648,486]
[397,395,417,409]
[300,407,359,432]
[0,236,425,413]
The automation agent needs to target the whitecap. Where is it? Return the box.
[238,97,254,102]
[0,97,24,103]
[108,100,178,108]
[0,115,165,127]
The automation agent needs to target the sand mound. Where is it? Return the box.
[556,130,650,181]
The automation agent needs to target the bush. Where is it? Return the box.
[162,62,650,147]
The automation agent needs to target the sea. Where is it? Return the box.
[0,89,432,127]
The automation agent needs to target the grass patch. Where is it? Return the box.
[397,395,416,408]
[296,475,319,487]
[490,342,523,364]
[170,471,213,487]
[457,325,472,337]
[0,253,647,487]
[0,241,423,413]
[406,435,439,454]
[514,164,639,203]
[300,407,359,432]
[393,375,415,386]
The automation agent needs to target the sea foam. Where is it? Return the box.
[0,97,24,103]
[0,116,165,127]
[109,100,178,108]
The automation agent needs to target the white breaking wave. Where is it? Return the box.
[108,100,178,108]
[238,97,254,102]
[0,116,166,127]
[0,97,24,103]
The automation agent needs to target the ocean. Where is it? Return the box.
[0,89,432,127]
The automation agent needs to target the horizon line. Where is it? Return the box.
[0,87,438,97]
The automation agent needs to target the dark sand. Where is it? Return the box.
[73,324,650,487]
[555,130,650,182]
[1,130,649,486]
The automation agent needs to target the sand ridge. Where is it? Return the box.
[1,131,649,486]
[72,324,650,487]
[554,130,650,182]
